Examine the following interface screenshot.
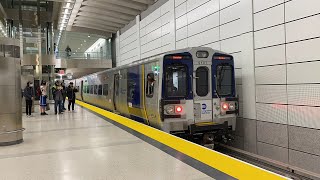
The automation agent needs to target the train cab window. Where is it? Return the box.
[146,73,155,98]
[165,65,188,98]
[196,67,209,96]
[216,65,233,96]
[103,84,108,96]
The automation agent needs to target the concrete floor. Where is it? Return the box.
[0,105,213,180]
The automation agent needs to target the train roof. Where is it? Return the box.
[77,47,230,79]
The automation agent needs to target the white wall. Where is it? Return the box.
[115,0,320,176]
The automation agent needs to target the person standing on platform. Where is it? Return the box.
[61,80,67,111]
[65,45,72,58]
[24,81,34,117]
[67,82,78,112]
[52,81,64,115]
[39,80,48,115]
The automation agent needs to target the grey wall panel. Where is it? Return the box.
[257,142,289,164]
[0,57,16,86]
[234,118,244,137]
[257,121,288,148]
[289,149,320,175]
[243,119,257,153]
[289,126,320,156]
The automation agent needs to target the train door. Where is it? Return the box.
[144,62,160,127]
[193,63,213,123]
[113,74,120,111]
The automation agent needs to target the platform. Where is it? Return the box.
[0,105,213,180]
[0,102,288,180]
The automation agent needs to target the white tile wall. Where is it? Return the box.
[220,19,242,39]
[220,0,240,9]
[288,105,320,129]
[254,24,285,49]
[286,14,320,43]
[256,103,288,124]
[254,4,284,31]
[187,0,219,24]
[286,38,320,64]
[220,35,242,53]
[255,45,286,66]
[288,84,320,107]
[187,12,219,37]
[253,0,283,13]
[220,2,241,24]
[287,61,320,84]
[285,0,320,22]
[255,65,286,85]
[256,85,287,104]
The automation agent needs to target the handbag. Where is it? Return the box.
[46,102,50,111]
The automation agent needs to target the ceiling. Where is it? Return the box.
[57,31,102,52]
[66,0,155,35]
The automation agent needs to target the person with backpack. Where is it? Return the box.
[52,80,64,115]
[66,82,78,112]
[24,81,34,117]
[39,80,48,115]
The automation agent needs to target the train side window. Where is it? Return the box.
[98,85,103,95]
[94,85,98,94]
[103,84,108,96]
[146,73,155,98]
[196,67,209,97]
[90,85,94,94]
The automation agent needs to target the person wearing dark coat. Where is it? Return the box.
[66,82,78,111]
[23,81,34,117]
[52,81,64,115]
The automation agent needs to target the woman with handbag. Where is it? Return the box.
[39,80,48,115]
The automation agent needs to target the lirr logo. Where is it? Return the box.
[202,104,207,110]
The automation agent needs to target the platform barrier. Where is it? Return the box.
[76,100,289,180]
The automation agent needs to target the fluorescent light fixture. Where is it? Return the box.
[66,2,70,8]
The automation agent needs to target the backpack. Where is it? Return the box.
[36,87,41,96]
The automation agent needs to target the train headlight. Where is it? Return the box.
[222,103,229,111]
[165,106,175,114]
[229,103,235,111]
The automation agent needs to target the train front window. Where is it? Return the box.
[216,65,233,96]
[165,65,188,98]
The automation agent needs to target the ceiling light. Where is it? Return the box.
[84,40,86,42]
[66,2,70,8]
[88,35,90,38]
[78,48,80,49]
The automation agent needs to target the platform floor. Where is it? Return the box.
[0,105,213,180]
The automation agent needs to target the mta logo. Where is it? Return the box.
[202,104,207,110]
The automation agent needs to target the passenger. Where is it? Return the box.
[65,45,72,58]
[61,81,67,111]
[24,81,34,117]
[52,81,64,115]
[67,82,78,112]
[39,80,48,115]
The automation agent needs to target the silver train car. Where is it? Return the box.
[74,47,238,144]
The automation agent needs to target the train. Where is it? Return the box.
[73,47,238,145]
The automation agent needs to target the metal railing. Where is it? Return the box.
[55,51,111,60]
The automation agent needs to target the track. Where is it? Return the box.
[214,144,314,180]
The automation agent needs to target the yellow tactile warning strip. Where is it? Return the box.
[76,100,289,180]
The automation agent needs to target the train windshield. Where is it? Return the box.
[216,65,233,96]
[165,64,188,98]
